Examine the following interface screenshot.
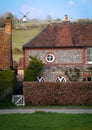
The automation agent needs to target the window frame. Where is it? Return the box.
[37,76,45,82]
[56,76,66,82]
[86,48,92,64]
[45,53,56,63]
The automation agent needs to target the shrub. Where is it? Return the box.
[24,56,43,81]
[13,47,22,54]
[0,70,16,103]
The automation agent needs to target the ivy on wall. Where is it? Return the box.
[65,68,80,81]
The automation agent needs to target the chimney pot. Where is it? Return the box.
[64,15,70,22]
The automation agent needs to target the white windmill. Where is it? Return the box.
[20,11,30,22]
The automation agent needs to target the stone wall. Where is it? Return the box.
[25,48,84,65]
[23,82,92,106]
[23,48,88,81]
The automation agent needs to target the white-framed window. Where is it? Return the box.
[56,76,66,82]
[45,53,55,63]
[86,48,92,64]
[86,77,92,82]
[37,76,45,82]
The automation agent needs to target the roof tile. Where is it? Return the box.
[23,23,92,48]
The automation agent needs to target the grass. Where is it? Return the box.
[12,28,41,62]
[0,101,92,109]
[0,112,92,130]
[12,53,23,62]
[12,29,40,49]
[23,105,92,109]
[0,98,92,109]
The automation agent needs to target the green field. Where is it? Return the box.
[12,28,41,62]
[0,112,92,130]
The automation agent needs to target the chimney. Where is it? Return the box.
[64,15,70,22]
[5,17,12,33]
[5,17,13,69]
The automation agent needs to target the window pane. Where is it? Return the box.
[87,77,91,81]
[87,48,90,54]
[46,53,55,63]
[88,77,91,81]
[87,48,92,62]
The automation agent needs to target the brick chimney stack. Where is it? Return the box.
[5,17,12,33]
[5,17,13,69]
[64,15,70,22]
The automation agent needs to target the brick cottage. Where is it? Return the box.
[23,19,92,82]
[0,17,13,70]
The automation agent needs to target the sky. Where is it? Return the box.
[0,0,92,20]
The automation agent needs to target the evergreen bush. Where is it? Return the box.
[0,70,16,103]
[24,56,43,81]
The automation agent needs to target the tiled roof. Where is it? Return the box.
[23,22,92,48]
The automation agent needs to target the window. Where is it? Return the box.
[87,48,92,64]
[86,77,92,82]
[56,76,66,82]
[46,53,55,63]
[37,76,45,82]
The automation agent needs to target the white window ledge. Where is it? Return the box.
[86,61,92,64]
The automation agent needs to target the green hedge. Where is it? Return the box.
[0,70,16,103]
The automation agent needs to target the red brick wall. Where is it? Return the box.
[0,17,12,70]
[23,82,92,106]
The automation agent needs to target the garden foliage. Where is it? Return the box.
[0,70,16,103]
[24,56,43,81]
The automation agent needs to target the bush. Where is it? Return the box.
[13,47,22,54]
[24,56,43,81]
[0,70,16,103]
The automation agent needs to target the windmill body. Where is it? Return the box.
[22,16,28,22]
[20,12,29,22]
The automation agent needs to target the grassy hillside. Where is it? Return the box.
[12,28,41,62]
